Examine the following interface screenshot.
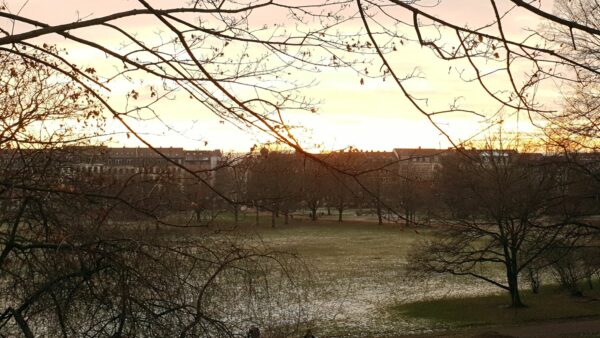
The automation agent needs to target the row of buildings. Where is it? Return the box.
[70,147,223,176]
[0,146,223,178]
[1,145,595,183]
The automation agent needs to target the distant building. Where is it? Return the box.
[0,147,224,188]
[65,146,222,179]
[184,149,223,172]
[393,148,446,180]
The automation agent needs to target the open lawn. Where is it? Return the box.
[177,216,600,336]
[391,286,600,332]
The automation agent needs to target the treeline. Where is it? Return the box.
[37,147,434,226]
[86,146,599,233]
[192,148,435,227]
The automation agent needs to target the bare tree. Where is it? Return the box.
[246,147,300,227]
[0,51,314,337]
[301,157,327,222]
[409,140,588,307]
[339,151,398,225]
[2,0,599,222]
[323,151,361,223]
[539,0,600,202]
[3,0,600,333]
[216,154,253,224]
[393,176,434,227]
[2,0,600,178]
[542,237,600,295]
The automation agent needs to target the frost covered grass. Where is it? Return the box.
[230,220,497,336]
[162,217,600,336]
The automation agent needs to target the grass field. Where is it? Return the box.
[390,286,600,330]
[179,215,600,336]
[237,219,429,335]
[222,217,495,335]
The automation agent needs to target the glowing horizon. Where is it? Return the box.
[5,0,561,153]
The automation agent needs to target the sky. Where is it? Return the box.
[4,0,562,152]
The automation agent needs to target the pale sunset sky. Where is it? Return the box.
[7,0,561,152]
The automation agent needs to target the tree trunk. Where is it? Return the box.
[284,212,289,225]
[195,208,202,222]
[271,211,276,228]
[507,258,526,307]
[527,267,540,294]
[255,205,260,226]
[309,204,318,221]
[508,277,525,307]
[376,204,383,225]
[233,205,239,223]
[211,200,217,219]
[327,206,331,216]
[338,206,343,222]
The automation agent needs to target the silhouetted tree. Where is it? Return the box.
[409,141,588,307]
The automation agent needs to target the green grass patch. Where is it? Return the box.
[390,285,600,329]
[244,219,429,259]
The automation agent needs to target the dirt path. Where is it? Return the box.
[410,317,600,338]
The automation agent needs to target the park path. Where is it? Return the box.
[411,317,600,337]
